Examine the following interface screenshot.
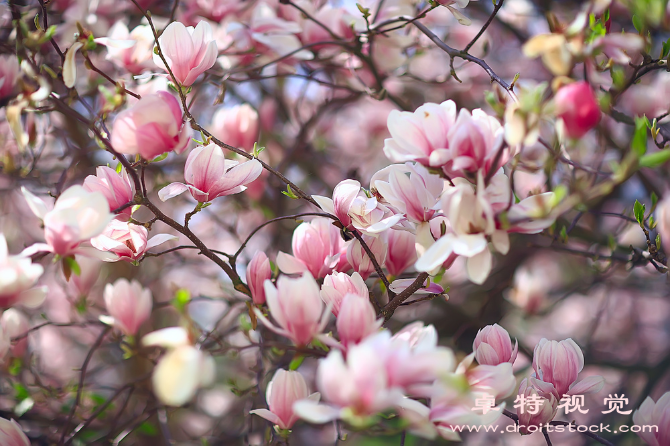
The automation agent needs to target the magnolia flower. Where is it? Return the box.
[246,251,272,305]
[254,273,330,346]
[293,336,406,424]
[371,163,442,224]
[347,234,387,280]
[111,91,190,160]
[158,144,262,202]
[21,185,114,259]
[0,418,30,446]
[455,353,517,400]
[0,234,47,309]
[210,104,259,151]
[383,100,457,168]
[532,338,604,399]
[276,218,344,279]
[320,271,369,316]
[142,327,215,406]
[473,324,518,366]
[384,229,417,277]
[443,108,506,178]
[414,173,510,284]
[83,166,135,219]
[250,369,320,430]
[101,279,152,336]
[336,294,382,348]
[90,220,176,262]
[0,55,19,99]
[1,309,29,357]
[153,21,218,86]
[314,179,404,235]
[554,81,601,139]
[63,42,84,89]
[517,377,559,435]
[632,392,670,446]
[96,21,155,75]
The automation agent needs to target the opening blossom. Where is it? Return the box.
[632,391,670,446]
[0,234,47,309]
[82,166,135,219]
[158,143,262,203]
[320,271,369,317]
[0,418,30,446]
[100,279,152,336]
[111,91,190,160]
[250,369,320,431]
[254,273,330,346]
[276,218,345,279]
[153,21,218,86]
[21,185,114,259]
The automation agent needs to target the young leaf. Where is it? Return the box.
[639,149,670,168]
[633,199,646,227]
[289,354,305,370]
[631,117,648,157]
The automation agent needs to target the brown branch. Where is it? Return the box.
[379,272,429,322]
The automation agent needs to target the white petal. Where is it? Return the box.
[466,249,492,285]
[292,400,341,424]
[21,187,49,219]
[312,195,335,215]
[18,286,47,308]
[142,327,190,348]
[63,42,84,88]
[158,183,190,201]
[152,346,202,406]
[146,234,178,250]
[415,235,455,272]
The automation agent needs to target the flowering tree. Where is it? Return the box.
[1,0,670,444]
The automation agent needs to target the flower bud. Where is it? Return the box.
[250,369,320,430]
[0,418,30,446]
[320,271,368,317]
[102,279,152,336]
[246,251,272,305]
[347,234,387,280]
[473,324,518,366]
[336,294,381,348]
[632,392,670,446]
[211,104,259,151]
[554,81,601,139]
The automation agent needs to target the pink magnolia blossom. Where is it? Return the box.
[254,273,330,346]
[313,179,404,236]
[250,369,320,430]
[276,218,344,279]
[83,166,135,219]
[111,91,190,160]
[0,418,30,446]
[210,104,259,151]
[347,234,387,280]
[21,185,114,258]
[1,309,29,357]
[554,81,601,139]
[383,100,457,168]
[385,229,417,277]
[632,392,670,446]
[0,55,19,99]
[320,271,369,316]
[532,338,604,399]
[371,163,442,224]
[90,220,176,263]
[517,377,559,435]
[142,327,215,406]
[153,21,218,86]
[384,323,456,391]
[293,335,405,424]
[473,324,518,366]
[101,279,152,336]
[336,294,382,348]
[158,144,262,203]
[246,251,272,305]
[455,353,516,400]
[443,108,506,178]
[0,234,47,309]
[301,5,355,50]
[96,22,155,75]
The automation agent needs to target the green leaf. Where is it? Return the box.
[634,199,646,227]
[281,184,299,200]
[639,149,670,167]
[289,354,305,370]
[656,234,662,251]
[150,152,168,163]
[632,14,644,33]
[356,3,371,18]
[662,39,670,59]
[632,117,648,157]
[651,191,658,209]
[138,421,158,436]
